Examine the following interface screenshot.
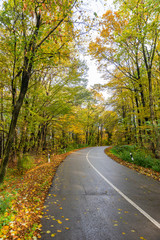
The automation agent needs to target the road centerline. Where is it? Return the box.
[86,148,160,229]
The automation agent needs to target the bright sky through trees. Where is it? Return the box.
[85,0,114,100]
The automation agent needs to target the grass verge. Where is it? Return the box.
[105,146,160,181]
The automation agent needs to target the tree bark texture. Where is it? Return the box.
[0,70,30,183]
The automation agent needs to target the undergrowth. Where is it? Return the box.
[17,154,35,172]
[59,144,89,154]
[0,191,18,231]
[111,145,160,172]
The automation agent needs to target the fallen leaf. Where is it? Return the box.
[57,220,62,224]
[51,233,56,237]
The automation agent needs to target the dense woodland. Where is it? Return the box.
[89,0,160,157]
[0,0,160,182]
[0,0,111,183]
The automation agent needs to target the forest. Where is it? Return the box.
[0,0,160,180]
[0,0,160,239]
[89,0,160,156]
[0,0,112,183]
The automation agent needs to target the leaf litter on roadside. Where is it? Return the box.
[0,150,78,239]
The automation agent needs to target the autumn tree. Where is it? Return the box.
[89,0,160,155]
[0,0,85,183]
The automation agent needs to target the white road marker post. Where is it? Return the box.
[130,152,134,161]
[48,153,50,163]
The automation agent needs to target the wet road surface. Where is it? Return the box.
[41,147,160,240]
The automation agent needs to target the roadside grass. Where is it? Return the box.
[0,148,84,239]
[105,146,160,181]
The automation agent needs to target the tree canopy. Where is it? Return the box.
[89,0,160,157]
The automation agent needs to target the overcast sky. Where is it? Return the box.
[82,0,115,101]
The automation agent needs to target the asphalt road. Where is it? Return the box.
[41,147,160,240]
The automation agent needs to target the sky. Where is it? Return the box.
[83,0,115,100]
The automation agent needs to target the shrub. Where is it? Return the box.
[17,154,34,171]
[111,145,160,172]
[144,156,154,168]
[112,145,136,154]
[120,150,132,163]
[133,151,147,167]
[152,160,160,172]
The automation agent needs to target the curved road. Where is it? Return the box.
[41,147,160,240]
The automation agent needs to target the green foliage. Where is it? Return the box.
[24,223,39,240]
[0,194,11,215]
[17,154,34,171]
[111,145,136,154]
[0,192,17,229]
[133,152,152,168]
[152,162,160,172]
[59,143,89,154]
[120,151,132,163]
[111,145,160,172]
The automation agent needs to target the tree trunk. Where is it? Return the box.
[0,134,3,159]
[134,88,143,144]
[52,130,55,149]
[100,124,103,145]
[148,71,155,124]
[0,70,30,183]
[42,123,47,151]
[97,125,100,145]
[86,130,88,145]
[148,70,157,154]
[0,84,4,159]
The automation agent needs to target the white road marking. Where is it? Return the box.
[86,149,160,229]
